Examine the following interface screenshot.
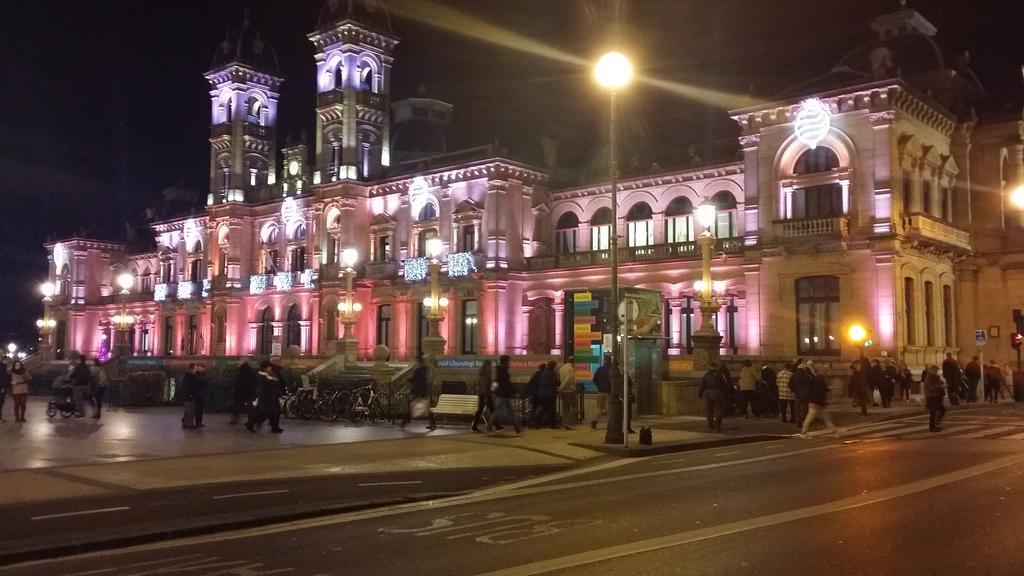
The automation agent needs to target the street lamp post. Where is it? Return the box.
[691,203,724,370]
[338,248,363,363]
[113,272,135,357]
[595,51,633,445]
[421,238,449,360]
[37,281,57,360]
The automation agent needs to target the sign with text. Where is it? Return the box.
[974,329,988,347]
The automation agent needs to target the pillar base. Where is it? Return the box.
[339,336,359,364]
[691,332,723,371]
[38,343,54,362]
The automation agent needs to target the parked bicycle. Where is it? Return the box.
[283,387,317,420]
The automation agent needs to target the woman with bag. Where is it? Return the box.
[10,360,32,422]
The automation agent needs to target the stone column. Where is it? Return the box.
[520,304,532,354]
[552,302,565,356]
[667,298,684,354]
[299,320,312,355]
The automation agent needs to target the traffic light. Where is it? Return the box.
[1012,332,1023,350]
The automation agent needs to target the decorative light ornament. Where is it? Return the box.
[447,252,477,277]
[422,296,435,308]
[301,268,317,288]
[154,283,169,302]
[183,219,200,251]
[594,51,634,91]
[249,275,267,295]
[341,248,359,269]
[176,282,195,300]
[1010,184,1024,210]
[52,242,68,269]
[404,257,428,282]
[274,272,293,291]
[280,197,299,228]
[794,98,832,149]
[408,177,431,220]
[116,272,134,294]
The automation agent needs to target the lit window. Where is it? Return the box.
[791,148,842,219]
[625,202,654,247]
[710,192,739,238]
[665,197,695,243]
[555,212,579,254]
[462,300,479,354]
[590,207,613,251]
[796,276,840,355]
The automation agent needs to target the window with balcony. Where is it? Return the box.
[460,224,476,252]
[377,304,392,347]
[796,276,840,355]
[256,307,273,355]
[417,228,438,257]
[555,212,579,254]
[290,247,306,273]
[626,202,654,247]
[922,180,933,217]
[665,197,695,244]
[461,299,479,354]
[792,148,842,219]
[189,259,203,282]
[591,207,612,251]
[710,192,739,238]
[375,234,392,263]
[141,268,153,292]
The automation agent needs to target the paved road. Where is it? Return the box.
[7,403,1023,575]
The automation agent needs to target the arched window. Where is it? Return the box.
[246,96,263,126]
[792,147,842,219]
[324,308,337,342]
[665,197,695,243]
[189,259,203,282]
[140,266,153,292]
[334,63,345,90]
[626,202,654,247]
[256,307,274,356]
[924,280,936,346]
[555,212,580,254]
[590,207,613,251]
[418,203,437,221]
[284,304,302,351]
[359,63,373,92]
[796,276,840,355]
[710,192,738,238]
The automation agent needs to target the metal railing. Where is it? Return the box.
[526,238,742,271]
[775,216,849,238]
[903,213,971,250]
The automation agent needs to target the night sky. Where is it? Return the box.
[1,0,1021,348]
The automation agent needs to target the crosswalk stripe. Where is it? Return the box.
[958,426,1021,439]
[903,425,981,439]
[845,421,914,435]
[865,424,933,438]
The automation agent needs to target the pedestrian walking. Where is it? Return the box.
[230,360,258,425]
[590,354,612,429]
[850,356,871,416]
[0,356,10,422]
[942,353,963,404]
[536,361,558,428]
[558,357,577,429]
[790,359,810,428]
[89,358,109,419]
[737,360,760,418]
[898,363,913,401]
[487,355,521,434]
[800,360,838,438]
[871,360,892,408]
[471,359,494,432]
[248,360,285,433]
[984,361,1002,403]
[762,364,778,418]
[10,360,31,423]
[400,355,437,430]
[964,356,982,402]
[776,363,795,423]
[69,356,92,418]
[1001,363,1015,402]
[698,361,729,431]
[181,363,200,429]
[923,364,946,432]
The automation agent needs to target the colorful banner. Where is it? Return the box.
[572,292,602,392]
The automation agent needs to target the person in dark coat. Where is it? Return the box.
[850,356,871,416]
[590,354,612,430]
[248,360,284,433]
[924,364,946,432]
[534,362,558,429]
[942,353,963,403]
[964,357,982,402]
[525,363,544,428]
[871,360,892,408]
[800,361,838,437]
[698,362,729,431]
[69,356,93,418]
[400,355,437,430]
[180,363,200,429]
[487,355,521,434]
[230,360,258,425]
[761,365,778,418]
[472,359,494,433]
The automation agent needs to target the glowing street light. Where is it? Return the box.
[693,201,724,362]
[40,281,55,301]
[6,343,16,356]
[116,272,135,295]
[420,237,449,359]
[594,50,634,447]
[338,248,362,362]
[1010,184,1024,210]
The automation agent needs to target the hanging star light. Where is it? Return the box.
[183,219,200,251]
[447,252,477,277]
[403,257,428,282]
[794,98,832,149]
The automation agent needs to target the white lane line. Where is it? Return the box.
[865,424,932,438]
[476,452,1024,576]
[64,555,207,576]
[903,425,981,439]
[1002,431,1024,440]
[31,506,130,521]
[958,426,1020,439]
[211,489,290,500]
[357,481,423,487]
[713,451,739,457]
[844,421,914,435]
[761,442,784,449]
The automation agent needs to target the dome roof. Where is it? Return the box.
[318,0,392,33]
[211,9,280,74]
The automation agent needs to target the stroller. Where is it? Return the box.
[46,385,76,419]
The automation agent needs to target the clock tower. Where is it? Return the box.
[308,0,398,183]
[281,144,310,196]
[205,9,284,205]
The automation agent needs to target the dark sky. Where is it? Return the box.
[0,0,1021,347]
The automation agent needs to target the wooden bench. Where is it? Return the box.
[433,394,482,427]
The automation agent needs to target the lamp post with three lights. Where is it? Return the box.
[421,238,449,360]
[112,272,135,357]
[691,202,726,369]
[338,248,363,363]
[36,282,57,360]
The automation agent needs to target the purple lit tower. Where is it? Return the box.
[309,0,399,183]
[205,9,284,205]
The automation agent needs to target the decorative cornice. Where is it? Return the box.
[550,162,744,201]
[368,160,549,196]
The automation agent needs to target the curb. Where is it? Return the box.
[571,434,789,457]
[0,492,463,568]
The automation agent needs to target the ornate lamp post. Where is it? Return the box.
[421,237,449,360]
[36,282,57,360]
[113,272,135,357]
[6,342,17,359]
[595,50,633,446]
[692,202,724,369]
[338,248,363,362]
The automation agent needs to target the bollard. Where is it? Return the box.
[639,426,653,445]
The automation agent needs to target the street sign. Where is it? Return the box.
[974,329,988,347]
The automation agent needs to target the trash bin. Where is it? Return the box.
[639,426,653,445]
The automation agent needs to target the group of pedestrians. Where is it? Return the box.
[942,353,1015,405]
[849,357,914,413]
[231,359,286,434]
[517,357,581,431]
[65,356,109,419]
[466,354,521,434]
[0,355,34,422]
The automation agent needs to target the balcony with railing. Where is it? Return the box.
[357,91,387,111]
[902,213,971,251]
[248,269,319,295]
[774,216,849,239]
[316,89,345,107]
[525,238,743,271]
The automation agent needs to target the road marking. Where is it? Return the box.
[64,555,209,575]
[31,506,130,521]
[761,442,783,449]
[864,424,932,438]
[1003,431,1024,440]
[713,451,739,457]
[843,421,913,435]
[476,452,1024,576]
[903,425,980,439]
[211,489,290,500]
[958,425,1020,439]
[357,481,423,487]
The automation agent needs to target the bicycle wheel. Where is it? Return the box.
[348,389,369,423]
[283,395,298,419]
[316,395,339,421]
[298,394,316,420]
[367,394,386,422]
